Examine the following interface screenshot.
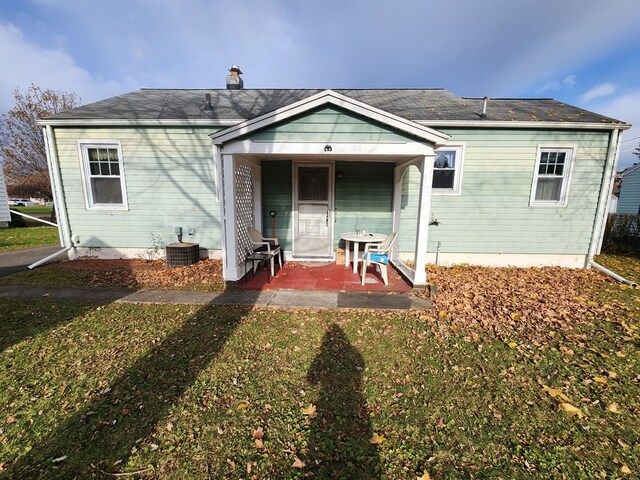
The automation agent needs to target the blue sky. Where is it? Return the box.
[1,0,639,168]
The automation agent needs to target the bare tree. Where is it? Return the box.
[1,84,80,198]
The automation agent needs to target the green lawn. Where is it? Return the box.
[0,269,638,478]
[11,205,54,216]
[0,226,59,252]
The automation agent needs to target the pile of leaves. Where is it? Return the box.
[44,258,225,291]
[421,265,614,341]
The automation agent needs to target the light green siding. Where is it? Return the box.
[248,106,418,143]
[334,161,394,246]
[261,160,293,249]
[260,160,394,251]
[618,168,640,214]
[53,127,223,250]
[401,129,610,255]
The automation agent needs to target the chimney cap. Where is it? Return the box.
[229,64,243,74]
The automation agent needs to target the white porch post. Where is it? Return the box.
[221,153,241,281]
[413,152,435,287]
[391,166,402,263]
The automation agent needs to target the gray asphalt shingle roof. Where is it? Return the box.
[47,88,626,125]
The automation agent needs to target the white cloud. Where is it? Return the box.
[0,23,131,111]
[581,83,616,103]
[536,81,561,94]
[536,75,577,94]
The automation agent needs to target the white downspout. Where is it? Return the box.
[44,125,72,248]
[588,260,637,288]
[28,246,72,270]
[586,128,621,264]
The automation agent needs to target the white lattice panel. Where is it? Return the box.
[235,163,254,266]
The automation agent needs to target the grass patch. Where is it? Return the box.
[1,270,638,478]
[595,253,640,283]
[11,206,54,216]
[0,226,59,252]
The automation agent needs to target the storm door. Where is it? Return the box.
[293,164,333,257]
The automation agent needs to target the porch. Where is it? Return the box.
[211,90,450,288]
[239,260,413,292]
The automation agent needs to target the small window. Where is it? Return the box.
[79,142,128,209]
[432,145,464,194]
[530,147,574,206]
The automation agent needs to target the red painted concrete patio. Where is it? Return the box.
[239,261,412,292]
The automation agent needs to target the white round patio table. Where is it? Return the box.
[340,232,387,274]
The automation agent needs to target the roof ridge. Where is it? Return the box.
[137,87,448,91]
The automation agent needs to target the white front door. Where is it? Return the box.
[293,163,333,257]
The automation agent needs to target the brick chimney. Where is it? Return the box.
[226,65,243,90]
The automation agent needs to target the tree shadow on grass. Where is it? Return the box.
[0,299,94,353]
[305,324,380,478]
[7,305,245,479]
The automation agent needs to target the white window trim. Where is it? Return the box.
[529,145,576,207]
[77,140,129,211]
[432,143,465,195]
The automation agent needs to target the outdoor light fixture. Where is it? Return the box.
[324,144,332,152]
[336,170,343,180]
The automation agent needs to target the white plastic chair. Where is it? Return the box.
[361,232,397,285]
[247,226,282,276]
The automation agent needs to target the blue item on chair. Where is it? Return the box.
[367,252,388,264]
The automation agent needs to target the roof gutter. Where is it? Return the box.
[418,120,631,130]
[36,119,241,127]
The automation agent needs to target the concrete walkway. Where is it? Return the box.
[0,245,61,278]
[0,285,433,310]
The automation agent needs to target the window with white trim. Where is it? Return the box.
[432,145,464,193]
[79,142,128,209]
[530,147,573,206]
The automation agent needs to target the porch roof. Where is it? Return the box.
[209,90,449,146]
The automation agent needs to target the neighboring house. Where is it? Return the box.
[618,163,640,214]
[0,164,10,227]
[38,68,630,287]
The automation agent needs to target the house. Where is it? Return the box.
[0,165,10,228]
[38,67,630,287]
[618,163,640,214]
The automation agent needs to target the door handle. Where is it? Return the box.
[326,210,329,226]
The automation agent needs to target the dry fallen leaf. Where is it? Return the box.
[254,439,263,449]
[618,439,629,449]
[292,456,305,468]
[301,404,317,418]
[543,385,570,403]
[252,427,264,440]
[370,432,385,445]
[606,403,620,414]
[593,376,607,385]
[559,402,584,419]
[236,400,250,411]
[417,471,431,480]
[621,465,632,475]
[508,341,517,349]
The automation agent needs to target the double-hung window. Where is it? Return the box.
[530,147,574,206]
[432,144,464,194]
[79,141,128,210]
